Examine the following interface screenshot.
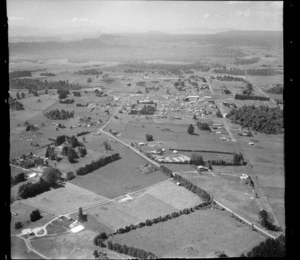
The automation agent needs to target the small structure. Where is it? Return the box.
[173,150,178,154]
[197,166,209,172]
[249,142,255,146]
[71,225,84,234]
[240,174,249,180]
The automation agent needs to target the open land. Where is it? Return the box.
[10,30,284,259]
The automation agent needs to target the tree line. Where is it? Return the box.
[211,75,245,82]
[226,105,283,134]
[235,94,270,101]
[107,241,156,259]
[111,201,210,237]
[10,78,81,91]
[76,153,120,176]
[234,57,260,65]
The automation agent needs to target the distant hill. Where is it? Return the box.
[210,30,283,47]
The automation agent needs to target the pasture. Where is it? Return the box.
[110,208,266,258]
[178,171,261,225]
[30,229,98,259]
[120,121,238,153]
[11,236,42,259]
[70,139,168,199]
[20,182,109,215]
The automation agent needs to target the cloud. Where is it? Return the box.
[203,13,211,19]
[9,16,31,22]
[71,17,90,23]
[227,1,251,5]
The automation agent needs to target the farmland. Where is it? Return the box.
[9,16,284,259]
[110,208,266,258]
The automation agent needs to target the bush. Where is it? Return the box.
[30,210,42,222]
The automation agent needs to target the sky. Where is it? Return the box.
[7,0,283,34]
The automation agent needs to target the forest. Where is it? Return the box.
[226,105,283,134]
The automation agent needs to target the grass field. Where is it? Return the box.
[145,180,202,210]
[178,171,261,224]
[110,208,266,258]
[11,236,42,259]
[84,201,140,230]
[120,121,238,153]
[20,182,109,215]
[70,139,168,199]
[30,229,98,259]
[10,201,53,235]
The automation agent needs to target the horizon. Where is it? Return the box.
[8,1,283,37]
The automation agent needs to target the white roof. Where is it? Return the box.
[71,225,84,233]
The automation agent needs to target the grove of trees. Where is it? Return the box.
[226,105,283,134]
[44,109,74,120]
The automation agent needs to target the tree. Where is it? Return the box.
[45,89,48,94]
[16,92,20,99]
[68,148,79,163]
[30,209,42,222]
[187,124,194,135]
[190,153,204,166]
[93,250,99,258]
[103,141,112,151]
[15,221,23,229]
[87,78,92,83]
[42,167,62,185]
[99,232,108,240]
[145,134,154,141]
[65,171,75,180]
[78,207,84,221]
[21,92,25,98]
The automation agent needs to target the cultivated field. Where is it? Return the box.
[110,208,266,258]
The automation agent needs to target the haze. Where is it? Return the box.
[8,0,283,38]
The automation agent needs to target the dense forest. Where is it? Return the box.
[226,105,283,134]
[235,94,270,101]
[10,78,81,90]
